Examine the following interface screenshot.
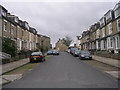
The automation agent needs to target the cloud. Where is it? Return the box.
[1,2,118,47]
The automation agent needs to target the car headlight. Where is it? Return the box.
[90,55,92,57]
[81,55,84,57]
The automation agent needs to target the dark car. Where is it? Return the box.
[73,50,81,57]
[29,52,45,63]
[47,50,53,55]
[79,51,92,60]
[52,50,59,55]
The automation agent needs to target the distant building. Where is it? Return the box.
[76,36,81,49]
[55,39,68,51]
[40,35,51,51]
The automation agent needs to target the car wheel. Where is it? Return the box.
[30,60,34,63]
[80,57,82,60]
[44,59,45,61]
[41,59,43,62]
[74,54,76,57]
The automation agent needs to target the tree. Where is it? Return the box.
[63,36,73,47]
[40,46,49,54]
[2,37,17,57]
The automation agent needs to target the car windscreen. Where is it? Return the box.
[76,50,81,53]
[48,51,52,53]
[31,52,42,56]
[81,51,90,54]
[53,50,58,52]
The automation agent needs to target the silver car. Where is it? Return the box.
[73,50,81,57]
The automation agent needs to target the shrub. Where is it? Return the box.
[2,37,17,57]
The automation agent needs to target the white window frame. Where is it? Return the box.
[106,11,112,21]
[114,7,120,19]
[102,28,105,37]
[11,24,14,35]
[108,23,112,34]
[101,40,104,50]
[117,19,120,31]
[96,40,99,49]
[2,9,7,17]
[3,20,7,32]
[115,35,119,49]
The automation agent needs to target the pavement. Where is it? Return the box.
[92,55,119,68]
[92,55,119,79]
[0,58,29,85]
[3,52,118,88]
[2,58,29,74]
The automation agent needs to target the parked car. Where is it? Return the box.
[52,50,59,55]
[0,52,11,60]
[66,49,70,53]
[29,52,45,63]
[47,50,53,55]
[73,50,81,57]
[70,48,78,55]
[79,51,92,60]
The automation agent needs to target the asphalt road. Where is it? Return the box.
[3,52,118,88]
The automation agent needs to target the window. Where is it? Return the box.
[107,37,110,48]
[108,23,112,34]
[15,17,19,23]
[117,19,120,31]
[25,23,29,30]
[107,37,113,48]
[114,7,120,18]
[104,40,106,49]
[22,30,24,36]
[100,17,105,26]
[105,11,112,21]
[11,24,14,34]
[116,36,119,49]
[101,40,105,50]
[3,20,7,31]
[110,38,113,47]
[102,28,105,37]
[2,9,7,17]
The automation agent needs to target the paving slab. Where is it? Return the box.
[0,77,10,85]
[1,74,23,85]
[2,74,22,82]
[105,71,119,79]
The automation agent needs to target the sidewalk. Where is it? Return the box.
[2,58,29,74]
[92,55,119,79]
[92,55,119,68]
[1,58,29,85]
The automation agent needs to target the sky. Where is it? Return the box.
[0,0,119,47]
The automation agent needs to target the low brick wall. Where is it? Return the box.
[2,54,30,64]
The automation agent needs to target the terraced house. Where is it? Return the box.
[40,35,51,51]
[112,2,120,53]
[0,5,51,56]
[78,1,120,54]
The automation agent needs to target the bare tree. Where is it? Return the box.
[63,36,73,47]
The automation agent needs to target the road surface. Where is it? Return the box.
[3,52,118,88]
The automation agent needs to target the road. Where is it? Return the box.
[3,52,118,88]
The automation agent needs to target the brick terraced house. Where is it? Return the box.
[0,5,51,55]
[78,2,120,54]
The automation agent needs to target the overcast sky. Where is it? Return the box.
[1,0,119,47]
